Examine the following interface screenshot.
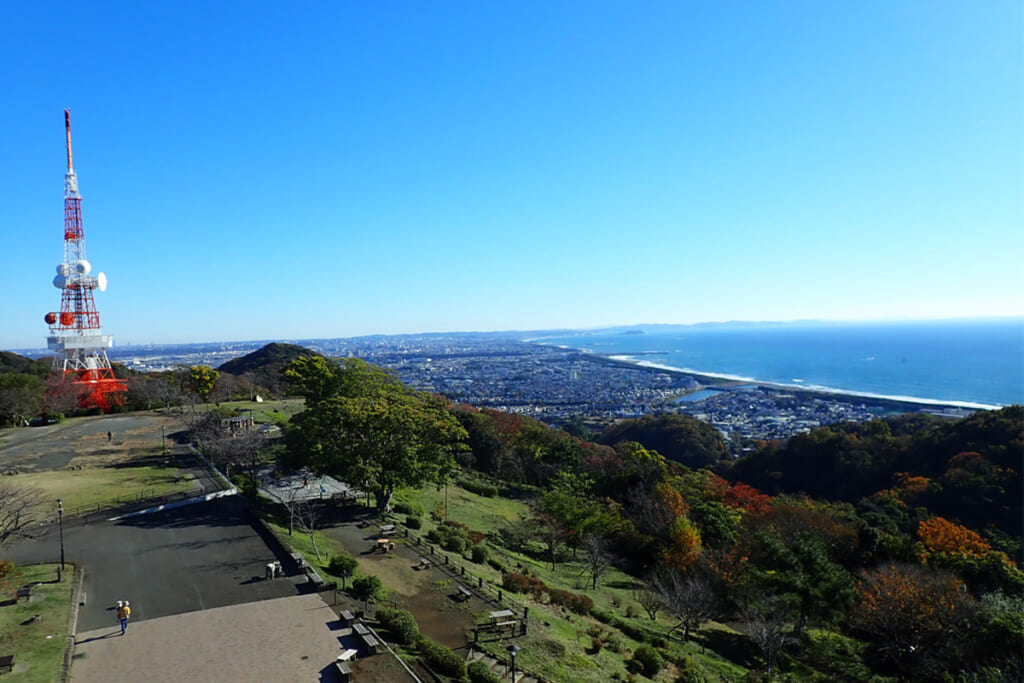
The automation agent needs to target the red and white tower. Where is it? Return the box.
[44,110,126,412]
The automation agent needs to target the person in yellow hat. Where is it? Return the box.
[117,601,131,634]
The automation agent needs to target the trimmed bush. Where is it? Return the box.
[405,515,422,530]
[487,558,507,573]
[460,477,499,497]
[467,660,502,683]
[393,501,423,516]
[377,607,420,645]
[628,645,664,678]
[418,638,466,679]
[567,592,594,615]
[471,544,489,564]
[673,656,710,683]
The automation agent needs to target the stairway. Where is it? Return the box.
[465,648,540,683]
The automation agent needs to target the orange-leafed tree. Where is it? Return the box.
[662,517,702,570]
[918,517,992,558]
[722,482,772,514]
[850,563,976,678]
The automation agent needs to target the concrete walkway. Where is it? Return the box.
[71,594,342,683]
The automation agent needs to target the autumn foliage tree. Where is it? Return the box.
[918,516,993,558]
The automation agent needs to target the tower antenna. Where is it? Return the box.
[43,110,126,412]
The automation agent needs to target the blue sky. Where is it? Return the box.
[2,1,1021,349]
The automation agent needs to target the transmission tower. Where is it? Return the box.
[44,110,126,412]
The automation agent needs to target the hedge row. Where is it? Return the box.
[501,572,593,614]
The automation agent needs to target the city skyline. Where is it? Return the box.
[2,2,1022,350]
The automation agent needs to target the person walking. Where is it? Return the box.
[117,600,131,634]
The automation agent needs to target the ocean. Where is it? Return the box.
[534,320,1024,409]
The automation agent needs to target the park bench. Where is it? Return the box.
[417,557,431,570]
[379,524,396,535]
[359,633,381,654]
[15,588,30,602]
[339,610,355,626]
[352,622,370,637]
[0,654,13,673]
[334,660,352,681]
[306,569,326,589]
[337,648,358,662]
[495,621,517,631]
[455,583,472,601]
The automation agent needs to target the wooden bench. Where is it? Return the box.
[455,583,472,601]
[338,648,358,662]
[15,588,30,602]
[0,654,13,673]
[352,622,370,637]
[379,524,396,535]
[334,660,351,681]
[495,620,517,631]
[290,552,306,569]
[417,557,431,570]
[339,610,355,626]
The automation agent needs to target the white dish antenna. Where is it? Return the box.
[97,272,107,292]
[53,274,67,289]
[56,263,71,276]
[76,259,91,275]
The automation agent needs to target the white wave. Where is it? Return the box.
[792,378,805,383]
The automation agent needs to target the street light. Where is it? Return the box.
[506,644,519,679]
[57,499,65,580]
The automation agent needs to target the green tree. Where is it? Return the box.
[327,555,358,589]
[351,575,386,608]
[742,530,855,637]
[0,373,45,426]
[285,359,466,514]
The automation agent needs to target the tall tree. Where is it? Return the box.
[284,359,466,514]
[0,482,47,548]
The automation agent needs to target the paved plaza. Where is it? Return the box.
[71,594,343,683]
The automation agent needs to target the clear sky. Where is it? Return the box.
[2,1,1021,349]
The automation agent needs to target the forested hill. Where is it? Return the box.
[727,405,1023,556]
[217,343,320,394]
[0,351,49,378]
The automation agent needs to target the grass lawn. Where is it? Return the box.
[0,564,73,683]
[205,399,305,425]
[12,461,195,513]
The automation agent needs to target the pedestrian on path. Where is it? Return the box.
[117,600,131,634]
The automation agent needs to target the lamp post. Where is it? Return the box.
[506,644,519,679]
[57,499,65,580]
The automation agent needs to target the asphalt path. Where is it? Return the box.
[1,497,300,632]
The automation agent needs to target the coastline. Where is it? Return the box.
[568,350,1000,414]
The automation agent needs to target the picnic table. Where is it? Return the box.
[488,609,515,622]
[379,524,397,535]
[455,583,472,601]
[374,538,395,553]
[417,557,431,570]
[15,587,30,602]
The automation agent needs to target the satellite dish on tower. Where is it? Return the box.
[53,274,67,289]
[56,263,71,276]
[97,272,107,292]
[76,259,91,275]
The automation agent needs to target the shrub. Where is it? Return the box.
[567,593,594,615]
[548,589,573,607]
[673,656,709,683]
[351,575,386,604]
[393,501,423,516]
[628,645,664,678]
[503,572,532,593]
[460,477,499,497]
[443,533,466,553]
[487,558,507,573]
[592,607,614,624]
[326,554,358,583]
[471,544,489,564]
[467,660,502,683]
[418,638,466,678]
[426,529,443,544]
[377,607,420,645]
[405,515,422,530]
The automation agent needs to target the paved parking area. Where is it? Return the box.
[1,497,300,631]
[70,594,343,683]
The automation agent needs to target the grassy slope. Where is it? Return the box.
[0,564,73,683]
[394,484,750,682]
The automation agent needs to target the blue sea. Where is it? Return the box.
[535,320,1024,409]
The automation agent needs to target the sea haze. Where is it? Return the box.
[535,320,1024,409]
